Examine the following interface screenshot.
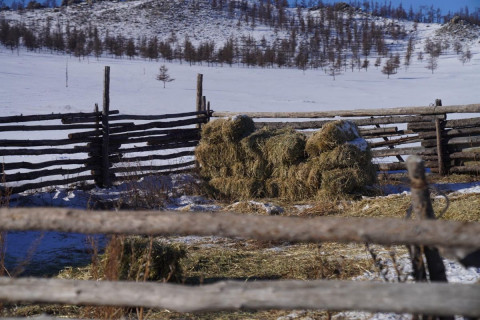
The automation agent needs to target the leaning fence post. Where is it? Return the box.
[102,66,111,188]
[406,156,453,320]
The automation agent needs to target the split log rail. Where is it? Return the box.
[212,100,480,175]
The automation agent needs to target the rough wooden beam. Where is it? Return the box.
[0,277,479,316]
[212,104,480,118]
[0,208,479,248]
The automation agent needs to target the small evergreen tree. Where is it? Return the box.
[156,65,174,88]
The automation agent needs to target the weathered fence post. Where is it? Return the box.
[434,99,448,176]
[102,66,111,188]
[406,155,453,320]
[207,101,211,122]
[196,74,203,129]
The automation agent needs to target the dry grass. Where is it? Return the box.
[2,168,479,319]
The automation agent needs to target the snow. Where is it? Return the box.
[0,5,479,316]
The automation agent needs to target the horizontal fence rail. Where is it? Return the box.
[212,104,480,118]
[0,277,479,317]
[1,208,479,248]
[0,108,207,193]
[0,69,213,194]
[212,101,480,175]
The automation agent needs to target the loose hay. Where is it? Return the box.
[120,237,186,282]
[210,177,264,199]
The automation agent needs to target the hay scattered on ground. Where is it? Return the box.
[197,117,376,200]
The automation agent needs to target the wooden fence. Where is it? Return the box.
[212,100,480,175]
[0,68,210,194]
[0,157,479,317]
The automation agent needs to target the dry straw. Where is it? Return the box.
[196,117,376,200]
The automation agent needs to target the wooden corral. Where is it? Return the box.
[0,68,210,194]
[213,101,480,175]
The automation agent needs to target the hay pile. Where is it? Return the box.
[196,117,376,200]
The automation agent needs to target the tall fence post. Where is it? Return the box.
[434,99,447,176]
[406,155,453,320]
[102,66,111,188]
[196,73,203,129]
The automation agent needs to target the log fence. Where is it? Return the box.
[1,68,210,194]
[2,71,480,195]
[0,157,479,317]
[212,101,480,175]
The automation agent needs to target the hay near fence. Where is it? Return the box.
[305,120,361,156]
[196,117,375,200]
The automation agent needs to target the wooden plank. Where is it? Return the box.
[0,122,134,132]
[371,147,436,158]
[2,175,95,194]
[360,126,398,136]
[111,150,195,165]
[110,111,207,122]
[62,111,207,124]
[110,161,196,174]
[114,168,194,182]
[0,138,91,147]
[212,104,480,118]
[117,140,199,154]
[449,166,480,174]
[4,166,95,183]
[0,146,90,156]
[1,208,479,248]
[0,277,479,316]
[106,131,200,146]
[446,117,480,129]
[376,162,407,171]
[449,152,480,160]
[369,135,421,148]
[68,118,206,139]
[422,136,480,148]
[0,110,118,124]
[109,128,199,140]
[1,158,90,171]
[256,116,442,131]
[418,127,480,139]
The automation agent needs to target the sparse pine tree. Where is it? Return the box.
[156,65,174,88]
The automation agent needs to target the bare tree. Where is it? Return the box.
[460,47,472,65]
[425,55,438,74]
[156,65,174,88]
[382,58,397,79]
